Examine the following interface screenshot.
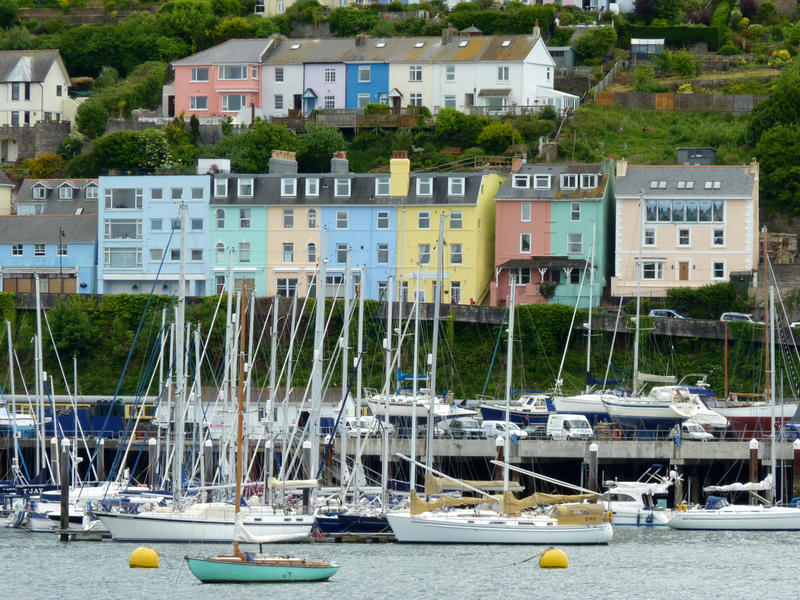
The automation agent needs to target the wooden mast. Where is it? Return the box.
[233,284,247,557]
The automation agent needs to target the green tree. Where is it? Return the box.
[755,124,800,213]
[57,132,86,160]
[299,124,347,172]
[476,122,520,154]
[47,296,93,358]
[0,0,19,28]
[747,67,800,145]
[92,129,173,172]
[25,152,64,178]
[212,120,305,172]
[96,65,119,88]
[214,15,251,42]
[434,108,487,147]
[76,102,110,139]
[671,50,700,76]
[572,27,617,65]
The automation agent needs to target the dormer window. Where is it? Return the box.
[32,186,47,200]
[512,175,530,188]
[686,181,695,189]
[375,177,390,196]
[713,181,721,189]
[580,174,598,189]
[281,178,296,196]
[650,181,658,189]
[448,177,464,196]
[677,181,686,189]
[533,175,551,189]
[58,186,74,200]
[215,178,228,197]
[238,178,253,197]
[561,174,577,190]
[335,178,350,197]
[85,184,98,199]
[305,178,319,197]
[416,177,433,196]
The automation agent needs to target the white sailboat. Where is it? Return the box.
[387,268,613,544]
[600,468,677,527]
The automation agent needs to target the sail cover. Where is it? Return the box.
[637,372,677,384]
[234,517,309,544]
[268,477,318,489]
[425,474,523,494]
[703,473,773,493]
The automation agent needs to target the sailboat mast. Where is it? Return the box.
[425,216,446,479]
[267,295,278,504]
[381,276,394,509]
[354,266,365,501]
[769,284,776,504]
[585,222,596,394]
[233,284,247,556]
[310,228,327,481]
[6,320,19,477]
[632,192,644,395]
[173,203,187,502]
[763,227,769,410]
[410,265,421,493]
[504,277,516,492]
[340,248,351,499]
[34,274,45,478]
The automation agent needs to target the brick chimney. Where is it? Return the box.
[442,26,458,45]
[355,33,368,46]
[533,20,540,41]
[616,157,628,178]
[748,157,759,177]
[269,149,298,174]
[511,157,523,173]
[390,150,410,197]
[331,151,349,173]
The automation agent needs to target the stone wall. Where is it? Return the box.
[104,118,225,145]
[0,121,71,161]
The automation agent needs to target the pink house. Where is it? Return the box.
[171,39,273,118]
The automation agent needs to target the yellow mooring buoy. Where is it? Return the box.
[539,547,568,569]
[129,546,160,569]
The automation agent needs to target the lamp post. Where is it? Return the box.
[58,226,64,293]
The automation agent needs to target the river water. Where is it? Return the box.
[1,526,796,600]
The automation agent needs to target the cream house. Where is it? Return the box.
[611,159,759,297]
[0,50,73,127]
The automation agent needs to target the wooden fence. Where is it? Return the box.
[594,91,766,113]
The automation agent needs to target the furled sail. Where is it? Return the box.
[267,477,318,489]
[424,474,523,495]
[637,372,677,384]
[703,473,774,493]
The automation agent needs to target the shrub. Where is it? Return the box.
[540,105,557,121]
[75,102,110,139]
[718,42,739,55]
[631,64,669,92]
[25,153,64,178]
[671,50,700,76]
[666,283,747,319]
[363,103,390,115]
[677,82,693,94]
[57,132,86,160]
[573,26,617,65]
[768,49,791,67]
[476,122,520,154]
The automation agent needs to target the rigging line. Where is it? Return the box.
[481,308,508,398]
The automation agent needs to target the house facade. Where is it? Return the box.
[611,159,759,298]
[491,162,613,308]
[97,174,212,296]
[0,214,97,293]
[16,178,98,216]
[0,50,73,127]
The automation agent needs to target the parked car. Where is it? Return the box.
[720,312,759,323]
[669,420,715,442]
[482,420,528,439]
[649,309,688,319]
[523,423,548,439]
[781,422,800,442]
[439,417,487,439]
[546,414,594,441]
[344,416,378,437]
[791,322,800,329]
[599,308,628,319]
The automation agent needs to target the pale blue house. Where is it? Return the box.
[97,174,212,296]
[0,214,97,293]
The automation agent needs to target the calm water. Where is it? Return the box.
[1,526,797,599]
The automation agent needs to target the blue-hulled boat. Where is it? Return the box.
[185,554,339,583]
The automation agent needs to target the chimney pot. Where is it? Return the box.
[393,150,408,159]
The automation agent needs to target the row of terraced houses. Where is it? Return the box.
[0,151,760,307]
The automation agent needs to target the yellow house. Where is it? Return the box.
[391,152,505,305]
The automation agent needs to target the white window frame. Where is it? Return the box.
[512,175,530,189]
[219,65,247,80]
[151,218,163,231]
[190,67,209,82]
[497,66,509,81]
[12,244,22,256]
[567,232,583,254]
[358,65,370,82]
[34,243,45,257]
[58,186,74,200]
[283,208,294,229]
[641,261,664,280]
[281,178,296,196]
[324,96,335,109]
[32,186,46,200]
[712,260,726,280]
[712,228,725,247]
[418,211,430,230]
[521,202,531,222]
[534,175,551,189]
[215,209,225,228]
[238,178,253,197]
[377,243,389,265]
[274,67,284,82]
[307,242,317,263]
[444,95,456,109]
[282,242,294,263]
[305,178,319,197]
[336,210,349,229]
[409,93,422,107]
[643,228,656,247]
[222,94,247,112]
[240,208,251,229]
[580,174,598,189]
[274,94,283,110]
[445,65,455,81]
[377,210,390,229]
[239,242,250,263]
[416,177,433,196]
[324,67,336,82]
[307,208,317,228]
[570,202,581,222]
[190,96,208,111]
[335,178,350,197]
[150,248,163,262]
[409,65,422,81]
[418,243,431,265]
[561,174,577,189]
[215,179,228,197]
[678,228,691,247]
[450,243,462,265]
[215,242,225,263]
[448,177,465,196]
[337,243,348,263]
[449,210,463,230]
[375,177,390,196]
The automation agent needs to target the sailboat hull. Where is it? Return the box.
[386,513,613,544]
[97,507,313,543]
[668,505,800,530]
[185,556,339,583]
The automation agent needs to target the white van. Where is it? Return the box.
[482,420,529,439]
[546,414,593,440]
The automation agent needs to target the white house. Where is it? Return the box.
[0,50,74,127]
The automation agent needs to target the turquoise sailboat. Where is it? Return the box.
[185,284,339,584]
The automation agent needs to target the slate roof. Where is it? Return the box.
[0,50,60,83]
[174,35,544,68]
[210,172,487,207]
[171,39,274,66]
[498,257,592,269]
[495,163,608,201]
[0,170,12,187]
[17,179,99,215]
[0,214,97,244]
[615,165,756,199]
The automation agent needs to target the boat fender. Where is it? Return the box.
[677,503,687,512]
[606,511,613,523]
[612,429,622,439]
